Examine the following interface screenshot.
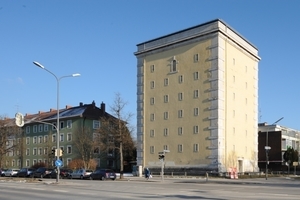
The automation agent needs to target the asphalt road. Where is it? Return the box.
[0,177,299,200]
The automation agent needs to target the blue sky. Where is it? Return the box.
[1,0,300,131]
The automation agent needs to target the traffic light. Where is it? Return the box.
[59,149,64,156]
[158,152,165,160]
[51,149,56,155]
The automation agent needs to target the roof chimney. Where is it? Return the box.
[101,102,105,114]
[79,102,83,106]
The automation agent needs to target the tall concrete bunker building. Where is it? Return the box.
[134,19,260,175]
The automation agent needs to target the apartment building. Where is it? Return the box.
[134,19,261,175]
[2,101,119,170]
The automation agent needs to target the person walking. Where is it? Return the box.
[144,168,151,180]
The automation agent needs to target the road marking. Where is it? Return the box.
[53,189,68,193]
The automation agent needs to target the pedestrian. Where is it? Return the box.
[144,168,151,180]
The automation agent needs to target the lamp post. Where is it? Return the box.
[33,61,80,183]
[265,117,284,180]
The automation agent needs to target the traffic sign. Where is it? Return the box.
[55,159,63,167]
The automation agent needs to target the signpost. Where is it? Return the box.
[55,159,63,167]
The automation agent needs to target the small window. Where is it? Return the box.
[163,145,168,151]
[33,125,37,133]
[67,145,72,154]
[164,128,168,136]
[150,146,155,154]
[38,148,42,155]
[150,81,155,89]
[33,136,37,144]
[178,110,183,118]
[194,108,199,116]
[178,127,183,135]
[26,137,30,145]
[33,159,37,166]
[150,97,155,105]
[26,126,30,134]
[44,124,48,132]
[26,159,30,167]
[150,130,155,137]
[164,78,169,86]
[178,93,183,101]
[94,147,100,154]
[52,123,57,130]
[67,120,72,129]
[93,120,100,129]
[60,133,64,142]
[38,124,43,132]
[60,121,64,129]
[193,125,199,134]
[150,65,155,73]
[194,54,199,62]
[178,144,183,153]
[171,58,178,72]
[52,134,56,143]
[150,113,155,121]
[67,133,72,141]
[193,144,199,152]
[26,148,30,156]
[194,90,199,98]
[44,135,48,143]
[44,147,48,155]
[33,148,37,155]
[164,112,169,120]
[194,72,199,80]
[38,136,42,143]
[178,75,184,83]
[164,95,169,103]
[67,158,72,166]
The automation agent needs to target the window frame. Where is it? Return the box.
[150,129,155,137]
[150,81,155,89]
[178,127,183,135]
[93,120,100,129]
[164,78,169,86]
[164,95,169,103]
[178,144,183,153]
[150,64,155,73]
[178,92,183,101]
[164,128,169,136]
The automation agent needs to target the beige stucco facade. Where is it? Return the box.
[135,19,261,174]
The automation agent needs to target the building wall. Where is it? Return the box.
[136,19,260,174]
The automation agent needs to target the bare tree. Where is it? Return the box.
[0,116,21,168]
[97,93,135,179]
[73,125,99,169]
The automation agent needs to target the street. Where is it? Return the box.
[0,177,299,200]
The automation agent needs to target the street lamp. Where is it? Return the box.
[265,117,284,180]
[33,61,80,183]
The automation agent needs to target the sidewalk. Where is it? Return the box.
[124,175,300,185]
